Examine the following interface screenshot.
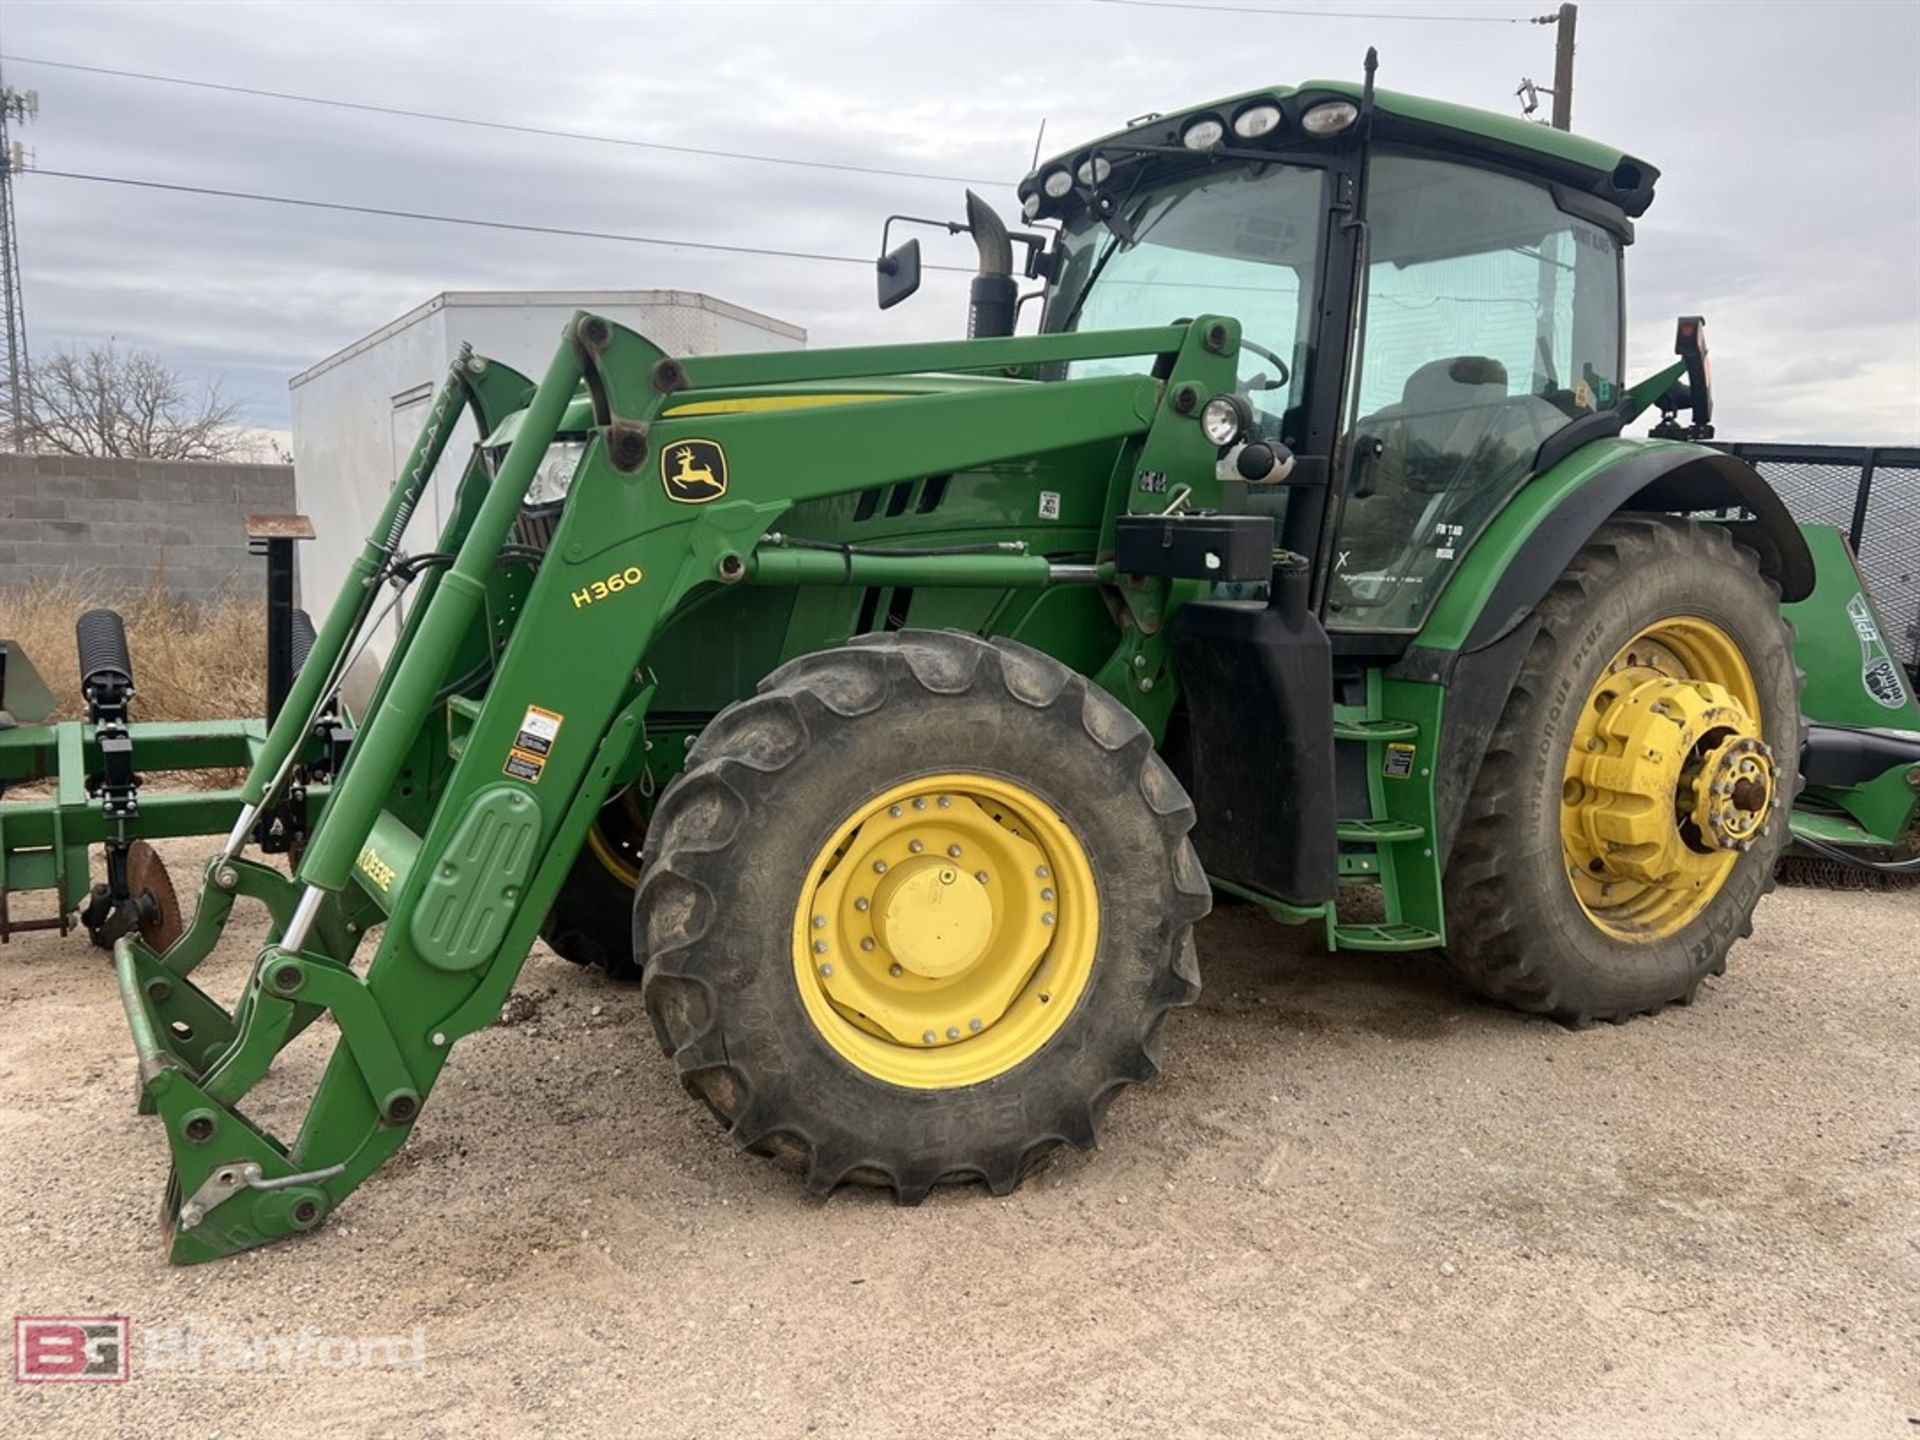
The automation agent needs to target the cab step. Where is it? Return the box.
[1336,817,1426,843]
[1332,717,1419,741]
[1330,921,1442,953]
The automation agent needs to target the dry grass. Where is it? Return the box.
[3,575,267,723]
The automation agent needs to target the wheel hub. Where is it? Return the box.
[874,862,993,978]
[1689,733,1776,851]
[1561,617,1770,940]
[793,775,1097,1088]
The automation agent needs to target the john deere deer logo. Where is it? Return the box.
[662,438,728,504]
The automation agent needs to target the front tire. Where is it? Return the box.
[1443,517,1801,1024]
[636,630,1209,1200]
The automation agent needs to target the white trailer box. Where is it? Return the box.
[289,290,804,692]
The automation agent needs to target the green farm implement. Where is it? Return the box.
[4,61,1917,1262]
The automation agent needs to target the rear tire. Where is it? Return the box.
[636,630,1209,1200]
[539,791,645,980]
[1443,517,1801,1024]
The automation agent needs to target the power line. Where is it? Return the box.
[1087,0,1525,21]
[28,167,980,274]
[0,54,1014,189]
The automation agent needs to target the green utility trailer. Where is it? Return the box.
[4,62,1918,1262]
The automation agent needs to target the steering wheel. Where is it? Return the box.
[1239,339,1291,391]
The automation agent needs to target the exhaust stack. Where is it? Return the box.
[964,190,1018,339]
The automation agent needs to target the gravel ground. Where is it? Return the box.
[2,838,1916,1438]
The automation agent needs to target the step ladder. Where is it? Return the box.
[1325,681,1444,953]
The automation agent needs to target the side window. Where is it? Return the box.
[1329,154,1623,632]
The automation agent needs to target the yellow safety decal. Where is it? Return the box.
[1383,742,1416,779]
[661,438,729,504]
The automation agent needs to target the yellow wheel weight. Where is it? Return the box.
[791,773,1098,1089]
[1561,616,1776,941]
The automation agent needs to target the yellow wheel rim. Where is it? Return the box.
[791,773,1099,1089]
[584,786,648,888]
[1561,615,1776,942]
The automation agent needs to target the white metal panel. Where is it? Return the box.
[290,291,802,694]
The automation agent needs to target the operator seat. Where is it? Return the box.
[1336,356,1563,612]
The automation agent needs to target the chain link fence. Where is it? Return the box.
[1713,443,1920,669]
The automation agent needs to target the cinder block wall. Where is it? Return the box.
[0,453,296,601]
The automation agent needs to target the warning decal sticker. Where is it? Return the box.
[1383,742,1416,779]
[504,705,564,783]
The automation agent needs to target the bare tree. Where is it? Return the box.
[21,340,265,461]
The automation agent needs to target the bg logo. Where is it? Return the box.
[14,1317,130,1382]
[661,438,728,504]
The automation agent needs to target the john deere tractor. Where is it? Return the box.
[3,62,1917,1261]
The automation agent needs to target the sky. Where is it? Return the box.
[4,0,1918,445]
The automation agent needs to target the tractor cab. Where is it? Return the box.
[1019,79,1652,638]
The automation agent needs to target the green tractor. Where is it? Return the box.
[3,62,1918,1262]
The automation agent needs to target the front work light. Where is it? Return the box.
[1199,394,1249,447]
[1075,156,1113,187]
[1300,100,1359,137]
[1181,116,1225,151]
[1231,103,1283,139]
[1042,168,1074,199]
[527,442,586,506]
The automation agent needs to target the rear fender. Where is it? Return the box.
[1397,437,1817,864]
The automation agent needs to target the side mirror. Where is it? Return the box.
[876,238,922,311]
[1675,315,1711,430]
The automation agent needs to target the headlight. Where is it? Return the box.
[1199,394,1249,447]
[1232,103,1283,139]
[1075,155,1112,187]
[1301,100,1359,137]
[1042,168,1074,199]
[1021,192,1042,221]
[526,441,586,506]
[1181,116,1225,151]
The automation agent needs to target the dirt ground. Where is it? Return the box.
[1,838,1915,1439]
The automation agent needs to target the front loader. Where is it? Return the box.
[4,60,1918,1262]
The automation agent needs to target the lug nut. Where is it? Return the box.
[938,796,952,808]
[1040,887,1055,902]
[889,805,904,818]
[855,897,870,912]
[873,860,888,874]
[812,914,827,929]
[909,840,924,854]
[890,963,904,977]
[947,1027,961,1041]
[861,938,876,952]
[1042,912,1056,926]
[923,1030,938,1045]
[820,963,835,977]
[912,798,927,811]
[976,871,990,885]
[969,1018,983,1032]
[948,845,963,858]
[1035,866,1050,880]
[813,939,828,955]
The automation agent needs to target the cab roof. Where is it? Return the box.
[1021,79,1659,224]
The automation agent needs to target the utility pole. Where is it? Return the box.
[0,66,36,452]
[1524,4,1578,131]
[1549,3,1576,130]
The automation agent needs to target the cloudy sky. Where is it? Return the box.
[5,0,1917,443]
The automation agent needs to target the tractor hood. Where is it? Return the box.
[482,373,1033,448]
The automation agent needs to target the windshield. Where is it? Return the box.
[1329,152,1625,631]
[1044,162,1327,445]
